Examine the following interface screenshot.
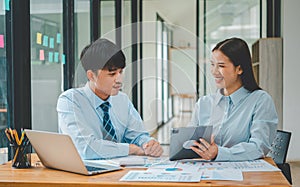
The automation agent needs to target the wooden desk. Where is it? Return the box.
[0,154,291,187]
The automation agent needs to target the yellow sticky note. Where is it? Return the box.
[36,32,42,45]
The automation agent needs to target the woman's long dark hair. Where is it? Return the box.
[212,37,261,92]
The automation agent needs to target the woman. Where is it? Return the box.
[189,37,278,161]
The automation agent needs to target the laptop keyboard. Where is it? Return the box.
[85,165,106,172]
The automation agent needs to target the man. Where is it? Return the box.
[57,38,163,159]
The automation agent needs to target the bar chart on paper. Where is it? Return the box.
[120,170,202,182]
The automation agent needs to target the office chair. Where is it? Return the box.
[267,130,292,184]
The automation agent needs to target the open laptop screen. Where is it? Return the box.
[24,129,121,175]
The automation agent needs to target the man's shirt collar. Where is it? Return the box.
[83,82,111,109]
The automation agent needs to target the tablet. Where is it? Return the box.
[169,126,212,161]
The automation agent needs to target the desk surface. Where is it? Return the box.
[0,154,291,187]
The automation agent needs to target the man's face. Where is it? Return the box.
[89,68,123,100]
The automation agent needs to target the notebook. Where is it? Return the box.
[24,129,121,175]
[169,126,213,161]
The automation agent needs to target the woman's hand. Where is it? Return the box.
[191,135,218,160]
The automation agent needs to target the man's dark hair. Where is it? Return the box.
[80,38,126,72]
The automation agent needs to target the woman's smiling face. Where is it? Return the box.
[210,50,243,96]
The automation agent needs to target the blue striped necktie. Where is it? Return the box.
[100,102,117,142]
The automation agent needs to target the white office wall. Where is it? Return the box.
[142,1,158,133]
[283,0,300,161]
[74,12,90,88]
[170,48,196,94]
[142,1,198,133]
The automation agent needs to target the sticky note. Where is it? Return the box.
[49,37,54,48]
[56,33,61,44]
[43,35,49,47]
[39,50,45,61]
[36,32,42,45]
[0,34,4,48]
[48,52,53,62]
[62,54,66,64]
[54,52,59,63]
[4,0,10,11]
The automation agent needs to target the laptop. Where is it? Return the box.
[169,126,213,161]
[24,129,122,175]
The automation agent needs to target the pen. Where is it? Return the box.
[4,128,12,143]
[19,131,25,144]
[9,128,15,142]
[12,129,21,146]
[13,146,19,164]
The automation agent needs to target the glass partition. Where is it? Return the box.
[0,1,8,163]
[203,0,261,94]
[121,0,132,101]
[30,0,63,132]
[101,0,115,41]
[74,0,90,87]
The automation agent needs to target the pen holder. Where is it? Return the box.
[5,128,31,168]
[10,143,31,168]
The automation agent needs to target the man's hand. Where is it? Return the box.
[142,140,163,157]
[129,144,145,156]
[191,135,218,160]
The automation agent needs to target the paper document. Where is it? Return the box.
[202,169,243,181]
[147,160,243,181]
[197,159,280,172]
[120,170,202,182]
[147,160,202,172]
[111,155,170,167]
[225,159,280,172]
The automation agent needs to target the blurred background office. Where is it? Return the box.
[0,0,299,178]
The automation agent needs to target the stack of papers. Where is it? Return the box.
[85,156,279,182]
[110,155,171,167]
[196,159,280,172]
[146,160,244,181]
[120,170,203,182]
[201,169,243,181]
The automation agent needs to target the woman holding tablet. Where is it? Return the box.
[189,38,278,161]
